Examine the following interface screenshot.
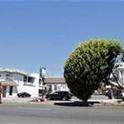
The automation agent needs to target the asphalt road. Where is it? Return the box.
[0,103,124,124]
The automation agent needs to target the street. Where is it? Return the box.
[0,103,124,124]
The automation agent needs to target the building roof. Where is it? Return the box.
[0,80,17,86]
[0,68,34,77]
[44,77,65,84]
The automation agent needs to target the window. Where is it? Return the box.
[54,84,57,90]
[6,73,12,80]
[24,76,27,82]
[6,73,10,77]
[28,77,34,83]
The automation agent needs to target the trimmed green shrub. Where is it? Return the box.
[64,39,123,102]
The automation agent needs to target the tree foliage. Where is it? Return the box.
[64,39,123,102]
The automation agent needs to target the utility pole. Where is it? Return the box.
[40,67,47,100]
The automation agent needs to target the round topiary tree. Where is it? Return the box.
[64,39,123,102]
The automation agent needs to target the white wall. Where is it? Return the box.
[6,86,17,97]
[17,73,40,97]
[13,73,24,86]
[0,71,40,97]
[17,86,38,97]
[0,72,6,80]
[49,84,69,93]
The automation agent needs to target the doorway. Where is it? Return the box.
[9,86,13,96]
[3,86,7,97]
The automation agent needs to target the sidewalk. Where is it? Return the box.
[1,95,124,106]
[2,97,32,103]
[1,97,54,105]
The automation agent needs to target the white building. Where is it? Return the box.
[44,77,69,93]
[114,62,124,88]
[0,68,42,97]
[0,68,69,98]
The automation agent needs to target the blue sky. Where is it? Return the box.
[0,1,124,76]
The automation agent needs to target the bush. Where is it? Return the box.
[64,39,123,102]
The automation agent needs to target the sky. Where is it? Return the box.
[0,0,124,76]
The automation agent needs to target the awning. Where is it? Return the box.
[0,80,17,86]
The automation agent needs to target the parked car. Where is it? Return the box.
[17,92,31,98]
[46,91,72,101]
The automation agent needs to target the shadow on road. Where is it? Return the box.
[54,101,100,107]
